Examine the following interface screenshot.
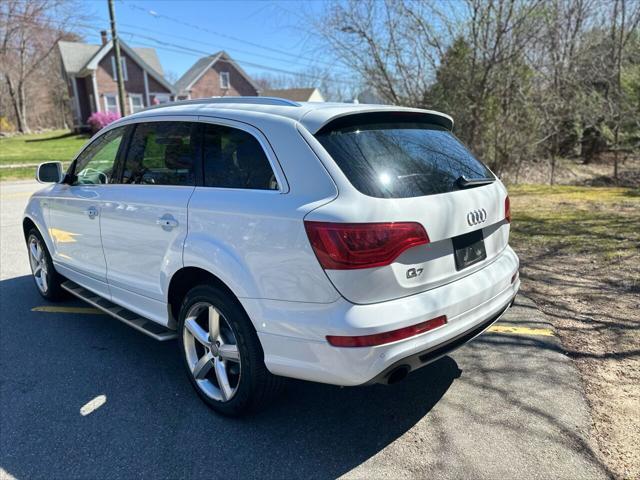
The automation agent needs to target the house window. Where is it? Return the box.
[129,94,144,113]
[110,56,128,81]
[104,94,119,114]
[220,71,230,89]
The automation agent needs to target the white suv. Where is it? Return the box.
[24,98,519,416]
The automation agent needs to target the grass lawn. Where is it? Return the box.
[509,185,640,262]
[0,130,89,180]
[509,184,639,480]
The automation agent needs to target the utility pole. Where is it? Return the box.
[108,0,127,116]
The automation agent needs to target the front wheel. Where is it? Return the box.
[27,229,66,301]
[178,284,283,416]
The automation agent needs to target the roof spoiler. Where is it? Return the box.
[311,109,454,135]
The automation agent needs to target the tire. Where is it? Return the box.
[26,228,66,301]
[178,284,283,416]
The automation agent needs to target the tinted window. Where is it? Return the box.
[122,122,197,186]
[315,113,494,198]
[73,126,125,185]
[203,124,278,190]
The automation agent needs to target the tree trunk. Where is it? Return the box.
[4,74,29,133]
[18,82,29,133]
[613,125,620,182]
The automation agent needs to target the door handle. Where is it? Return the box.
[87,207,98,219]
[156,215,178,230]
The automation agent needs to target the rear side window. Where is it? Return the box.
[122,122,198,186]
[315,113,494,198]
[203,124,278,190]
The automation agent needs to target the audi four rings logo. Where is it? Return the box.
[467,208,487,226]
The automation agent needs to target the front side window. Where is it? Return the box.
[203,124,278,190]
[73,126,125,185]
[122,122,197,186]
[316,113,494,199]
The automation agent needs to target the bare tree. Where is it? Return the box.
[314,0,546,173]
[533,0,597,183]
[604,0,640,180]
[0,0,83,133]
[314,0,453,106]
[314,0,639,181]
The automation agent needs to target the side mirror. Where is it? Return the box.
[36,162,64,183]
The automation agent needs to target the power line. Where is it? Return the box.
[120,30,357,84]
[118,22,351,74]
[129,38,359,86]
[125,3,339,71]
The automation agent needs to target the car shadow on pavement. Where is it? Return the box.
[0,275,460,479]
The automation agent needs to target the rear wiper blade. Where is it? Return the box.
[456,175,496,188]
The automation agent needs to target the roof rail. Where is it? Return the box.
[140,96,301,113]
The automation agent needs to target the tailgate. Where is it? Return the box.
[306,181,510,304]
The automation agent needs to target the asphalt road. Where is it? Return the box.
[0,181,609,479]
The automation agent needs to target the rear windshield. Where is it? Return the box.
[315,113,494,198]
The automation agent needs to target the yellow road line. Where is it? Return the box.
[487,325,554,336]
[32,306,105,315]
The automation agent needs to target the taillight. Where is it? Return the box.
[505,196,511,223]
[327,315,447,347]
[304,221,429,270]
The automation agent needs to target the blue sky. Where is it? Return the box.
[81,0,343,83]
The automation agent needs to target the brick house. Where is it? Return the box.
[175,51,259,99]
[58,32,175,128]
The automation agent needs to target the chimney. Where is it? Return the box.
[100,30,108,45]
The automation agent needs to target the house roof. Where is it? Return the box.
[175,51,260,94]
[260,88,320,102]
[58,40,165,77]
[174,54,218,93]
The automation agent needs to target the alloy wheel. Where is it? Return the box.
[28,236,49,294]
[182,302,241,402]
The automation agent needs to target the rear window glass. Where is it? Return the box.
[315,113,494,198]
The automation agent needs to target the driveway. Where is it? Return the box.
[0,181,609,479]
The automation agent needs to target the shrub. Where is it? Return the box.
[87,111,120,133]
[0,116,15,133]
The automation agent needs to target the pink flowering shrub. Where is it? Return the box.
[87,111,120,133]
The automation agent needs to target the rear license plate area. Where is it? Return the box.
[452,229,486,271]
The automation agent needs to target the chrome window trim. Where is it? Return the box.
[68,115,289,193]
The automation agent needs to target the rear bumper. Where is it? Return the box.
[246,246,519,386]
[366,296,515,385]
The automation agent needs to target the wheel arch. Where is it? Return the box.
[22,215,55,256]
[167,266,250,330]
[23,217,38,241]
